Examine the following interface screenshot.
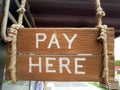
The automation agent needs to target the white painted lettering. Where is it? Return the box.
[75,58,86,74]
[29,57,42,73]
[36,33,47,48]
[63,33,77,49]
[47,34,60,49]
[59,57,72,74]
[46,57,56,73]
[28,56,86,75]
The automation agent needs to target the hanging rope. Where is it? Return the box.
[95,0,109,85]
[7,0,26,83]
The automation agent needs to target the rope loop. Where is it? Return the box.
[7,24,24,83]
[7,24,24,41]
[97,25,107,41]
[6,0,26,83]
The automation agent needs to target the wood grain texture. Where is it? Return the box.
[108,55,115,80]
[100,55,115,85]
[107,28,114,54]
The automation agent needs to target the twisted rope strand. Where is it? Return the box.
[95,0,105,27]
[17,0,26,25]
[95,0,109,86]
[98,25,109,85]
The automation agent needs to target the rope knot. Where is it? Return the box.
[7,24,24,42]
[17,7,26,14]
[11,24,24,30]
[96,8,105,17]
[97,25,108,41]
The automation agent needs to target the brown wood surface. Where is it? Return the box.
[6,55,102,81]
[108,55,115,81]
[107,29,114,54]
[17,28,104,54]
[100,55,115,85]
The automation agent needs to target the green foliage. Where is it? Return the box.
[3,80,8,83]
[115,60,120,66]
[89,82,106,90]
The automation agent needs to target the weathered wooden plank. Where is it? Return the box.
[17,28,103,54]
[6,55,102,81]
[108,55,115,80]
[107,28,114,55]
[100,55,115,85]
[108,55,115,70]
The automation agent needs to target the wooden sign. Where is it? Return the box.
[6,28,115,81]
